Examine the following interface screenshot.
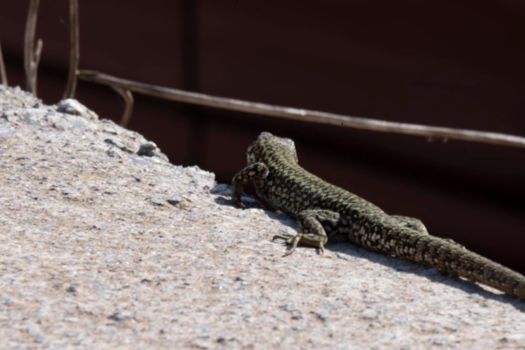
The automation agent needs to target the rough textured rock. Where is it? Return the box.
[0,85,524,349]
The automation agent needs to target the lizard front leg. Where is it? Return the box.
[273,209,340,256]
[231,162,269,208]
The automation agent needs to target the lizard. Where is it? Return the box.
[232,131,525,301]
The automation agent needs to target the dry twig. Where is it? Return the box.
[0,41,7,85]
[111,86,134,127]
[24,0,42,95]
[78,70,525,150]
[63,0,80,98]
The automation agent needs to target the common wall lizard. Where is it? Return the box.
[232,132,525,300]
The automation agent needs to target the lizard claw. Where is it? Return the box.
[273,233,301,256]
[317,242,325,255]
[233,200,246,209]
[282,247,296,257]
[272,233,294,243]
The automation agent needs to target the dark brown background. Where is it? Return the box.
[1,1,524,272]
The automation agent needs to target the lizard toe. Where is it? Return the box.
[272,233,294,243]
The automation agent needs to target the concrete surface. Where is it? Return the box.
[0,85,524,349]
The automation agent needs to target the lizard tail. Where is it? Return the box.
[373,228,525,300]
[412,234,525,300]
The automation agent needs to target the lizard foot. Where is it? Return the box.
[272,233,300,256]
[233,199,246,209]
[272,233,325,256]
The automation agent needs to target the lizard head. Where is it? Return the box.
[247,132,299,164]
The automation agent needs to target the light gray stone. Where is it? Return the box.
[0,85,524,349]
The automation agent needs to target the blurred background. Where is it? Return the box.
[1,0,524,273]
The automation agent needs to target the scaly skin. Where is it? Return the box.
[232,132,525,300]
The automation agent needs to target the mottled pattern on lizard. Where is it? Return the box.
[232,132,525,300]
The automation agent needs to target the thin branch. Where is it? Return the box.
[0,41,7,85]
[111,86,134,127]
[77,70,525,149]
[24,0,42,95]
[63,0,80,98]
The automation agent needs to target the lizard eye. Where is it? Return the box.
[247,151,258,164]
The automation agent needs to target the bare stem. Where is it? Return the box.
[24,0,42,95]
[63,0,80,98]
[77,70,525,149]
[111,86,134,127]
[0,41,7,85]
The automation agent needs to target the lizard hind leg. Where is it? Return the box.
[391,215,429,235]
[273,209,340,256]
[391,215,466,249]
